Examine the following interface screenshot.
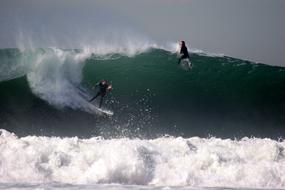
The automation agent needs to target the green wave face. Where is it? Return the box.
[1,48,285,138]
[82,49,285,137]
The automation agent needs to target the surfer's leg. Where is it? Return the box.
[89,92,100,102]
[99,93,106,108]
[178,54,187,64]
[178,58,182,64]
[99,97,104,108]
[187,59,192,68]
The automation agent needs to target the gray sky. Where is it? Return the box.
[0,0,284,66]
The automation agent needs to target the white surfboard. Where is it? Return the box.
[96,107,114,116]
[180,58,193,70]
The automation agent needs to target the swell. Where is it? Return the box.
[82,49,285,138]
[0,48,285,138]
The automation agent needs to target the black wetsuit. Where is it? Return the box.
[90,81,110,108]
[178,46,190,64]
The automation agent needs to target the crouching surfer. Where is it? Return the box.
[178,41,192,69]
[89,79,112,108]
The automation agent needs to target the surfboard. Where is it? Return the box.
[89,98,114,117]
[96,107,114,116]
[180,58,193,70]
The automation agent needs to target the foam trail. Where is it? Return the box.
[0,129,284,188]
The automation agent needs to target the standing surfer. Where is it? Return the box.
[89,80,112,108]
[178,41,192,68]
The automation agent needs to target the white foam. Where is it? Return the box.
[0,129,284,188]
[25,48,98,114]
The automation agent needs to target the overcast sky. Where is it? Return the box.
[0,0,284,66]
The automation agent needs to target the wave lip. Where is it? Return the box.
[0,129,285,188]
[0,42,160,115]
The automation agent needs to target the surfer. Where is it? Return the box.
[89,80,112,108]
[178,41,192,68]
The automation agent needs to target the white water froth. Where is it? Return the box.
[25,48,98,114]
[0,129,284,188]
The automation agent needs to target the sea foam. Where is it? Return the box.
[0,129,284,188]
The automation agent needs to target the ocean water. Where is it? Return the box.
[0,44,285,190]
[0,46,285,138]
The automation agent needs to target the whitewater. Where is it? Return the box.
[1,129,285,189]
